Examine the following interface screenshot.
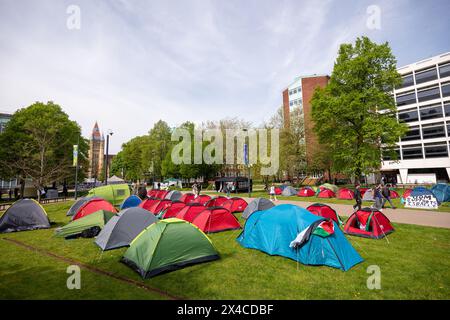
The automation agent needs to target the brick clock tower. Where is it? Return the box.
[88,122,105,179]
[282,74,330,166]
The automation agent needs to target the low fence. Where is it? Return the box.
[0,196,72,211]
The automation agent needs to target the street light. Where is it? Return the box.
[104,129,113,185]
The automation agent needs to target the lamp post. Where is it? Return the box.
[104,130,113,185]
[243,129,251,198]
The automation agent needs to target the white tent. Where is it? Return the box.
[108,175,125,184]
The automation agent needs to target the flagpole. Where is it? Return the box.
[74,136,79,200]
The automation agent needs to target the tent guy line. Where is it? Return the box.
[1,237,184,300]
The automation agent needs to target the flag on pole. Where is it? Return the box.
[73,145,78,167]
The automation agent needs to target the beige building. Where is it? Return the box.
[88,122,105,179]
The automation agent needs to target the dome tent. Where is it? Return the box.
[175,203,206,222]
[362,188,375,201]
[179,193,196,204]
[55,210,116,239]
[221,197,248,213]
[164,190,182,201]
[120,195,142,210]
[306,203,342,225]
[205,196,228,207]
[281,186,297,196]
[431,183,450,203]
[241,198,274,220]
[192,194,212,205]
[317,189,336,198]
[160,201,186,219]
[337,188,354,200]
[95,207,158,251]
[87,184,131,206]
[191,207,241,233]
[72,198,117,221]
[298,187,315,197]
[66,196,101,216]
[237,204,363,271]
[121,218,219,279]
[319,183,338,193]
[0,199,50,233]
[344,208,394,239]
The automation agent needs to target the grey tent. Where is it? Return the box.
[94,207,157,251]
[281,186,297,196]
[0,199,50,233]
[242,198,275,220]
[66,196,100,216]
[165,190,182,201]
[362,189,375,202]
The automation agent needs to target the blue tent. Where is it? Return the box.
[120,195,142,210]
[431,184,450,203]
[236,204,363,271]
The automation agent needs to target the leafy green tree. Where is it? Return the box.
[0,101,88,200]
[311,36,407,182]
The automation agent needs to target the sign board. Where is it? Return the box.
[243,143,249,166]
[405,195,439,210]
[73,145,78,167]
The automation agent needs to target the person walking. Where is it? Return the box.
[382,184,396,209]
[192,183,199,198]
[269,183,277,202]
[353,184,362,212]
[225,182,231,198]
[373,184,384,211]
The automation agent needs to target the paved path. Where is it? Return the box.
[235,196,450,229]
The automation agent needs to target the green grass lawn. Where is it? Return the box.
[203,190,450,213]
[1,201,449,299]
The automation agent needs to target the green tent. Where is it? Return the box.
[121,218,220,278]
[55,210,116,239]
[319,183,339,193]
[87,184,130,206]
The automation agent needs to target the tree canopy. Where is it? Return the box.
[311,36,407,181]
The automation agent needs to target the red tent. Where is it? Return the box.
[337,188,355,200]
[344,208,394,239]
[139,198,160,211]
[192,207,241,233]
[205,196,228,207]
[306,203,341,224]
[146,199,172,215]
[317,189,336,198]
[359,188,369,197]
[390,190,400,199]
[175,203,206,222]
[179,193,196,204]
[222,197,248,213]
[192,194,212,205]
[297,187,315,197]
[147,190,158,197]
[72,198,117,220]
[160,201,186,219]
[155,190,169,199]
[274,187,282,195]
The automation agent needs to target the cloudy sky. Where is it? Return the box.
[0,0,449,153]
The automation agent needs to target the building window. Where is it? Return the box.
[444,103,450,117]
[419,103,443,120]
[417,86,441,103]
[442,83,450,98]
[402,144,423,159]
[439,63,450,79]
[398,108,419,123]
[290,101,293,106]
[396,91,416,106]
[422,123,446,140]
[399,74,414,89]
[401,126,421,142]
[424,143,448,158]
[415,67,438,84]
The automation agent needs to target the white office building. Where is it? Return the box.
[381,52,450,184]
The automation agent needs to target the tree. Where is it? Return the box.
[311,36,407,182]
[0,101,88,201]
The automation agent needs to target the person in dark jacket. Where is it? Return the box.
[381,184,396,209]
[137,185,148,200]
[353,184,362,212]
